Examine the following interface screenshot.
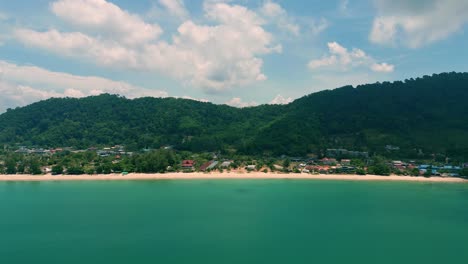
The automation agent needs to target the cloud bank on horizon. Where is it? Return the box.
[0,0,467,112]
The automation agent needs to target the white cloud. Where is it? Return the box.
[269,94,293,105]
[310,18,329,35]
[15,0,280,93]
[51,0,162,46]
[205,1,265,27]
[308,42,394,73]
[0,11,10,46]
[225,97,258,108]
[260,0,300,35]
[14,29,139,68]
[180,96,209,103]
[226,94,293,107]
[0,12,8,21]
[339,0,349,14]
[158,0,189,20]
[0,60,167,112]
[371,62,394,73]
[370,0,468,48]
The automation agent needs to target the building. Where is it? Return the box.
[341,159,351,166]
[274,164,284,171]
[326,149,369,158]
[182,160,195,170]
[246,165,256,171]
[15,146,30,154]
[220,161,233,168]
[385,145,400,151]
[200,161,219,171]
[42,167,52,174]
[320,158,337,165]
[392,161,406,170]
[306,165,331,174]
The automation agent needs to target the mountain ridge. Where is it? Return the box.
[1,72,468,159]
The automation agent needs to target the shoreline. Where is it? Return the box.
[0,172,467,183]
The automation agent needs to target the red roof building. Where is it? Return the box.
[182,160,195,169]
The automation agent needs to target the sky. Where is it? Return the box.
[0,0,467,112]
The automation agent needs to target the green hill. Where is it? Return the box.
[1,72,468,158]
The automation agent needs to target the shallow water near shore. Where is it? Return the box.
[1,180,468,264]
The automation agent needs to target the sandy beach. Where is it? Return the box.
[0,172,466,182]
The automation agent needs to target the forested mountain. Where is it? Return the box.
[1,72,468,158]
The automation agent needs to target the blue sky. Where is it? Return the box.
[0,0,467,111]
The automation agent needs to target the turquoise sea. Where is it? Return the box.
[1,180,468,264]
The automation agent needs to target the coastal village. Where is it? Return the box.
[0,145,467,178]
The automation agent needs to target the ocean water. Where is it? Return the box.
[1,180,468,264]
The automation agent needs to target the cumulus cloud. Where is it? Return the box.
[158,0,189,20]
[308,42,394,73]
[309,18,329,35]
[160,0,189,19]
[370,0,468,48]
[0,11,10,46]
[51,0,162,46]
[339,0,349,14]
[15,0,280,93]
[180,96,209,103]
[225,94,292,107]
[371,62,394,73]
[0,60,167,112]
[260,0,300,35]
[269,94,293,105]
[14,29,139,68]
[0,12,8,21]
[225,97,258,108]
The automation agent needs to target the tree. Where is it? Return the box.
[351,159,366,168]
[2,73,468,158]
[29,159,42,175]
[368,157,391,176]
[356,168,366,175]
[282,158,291,169]
[52,165,63,175]
[409,168,420,176]
[5,159,16,174]
[112,162,123,173]
[17,163,25,174]
[460,168,468,178]
[424,167,433,177]
[67,166,85,175]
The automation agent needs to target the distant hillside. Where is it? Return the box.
[1,72,468,158]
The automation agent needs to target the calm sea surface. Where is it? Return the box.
[1,180,468,264]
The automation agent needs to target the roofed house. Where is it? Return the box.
[341,159,351,166]
[182,160,195,170]
[220,161,233,168]
[15,147,30,154]
[392,161,406,170]
[320,158,337,165]
[274,164,284,171]
[200,161,219,171]
[309,165,331,174]
[246,165,256,171]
